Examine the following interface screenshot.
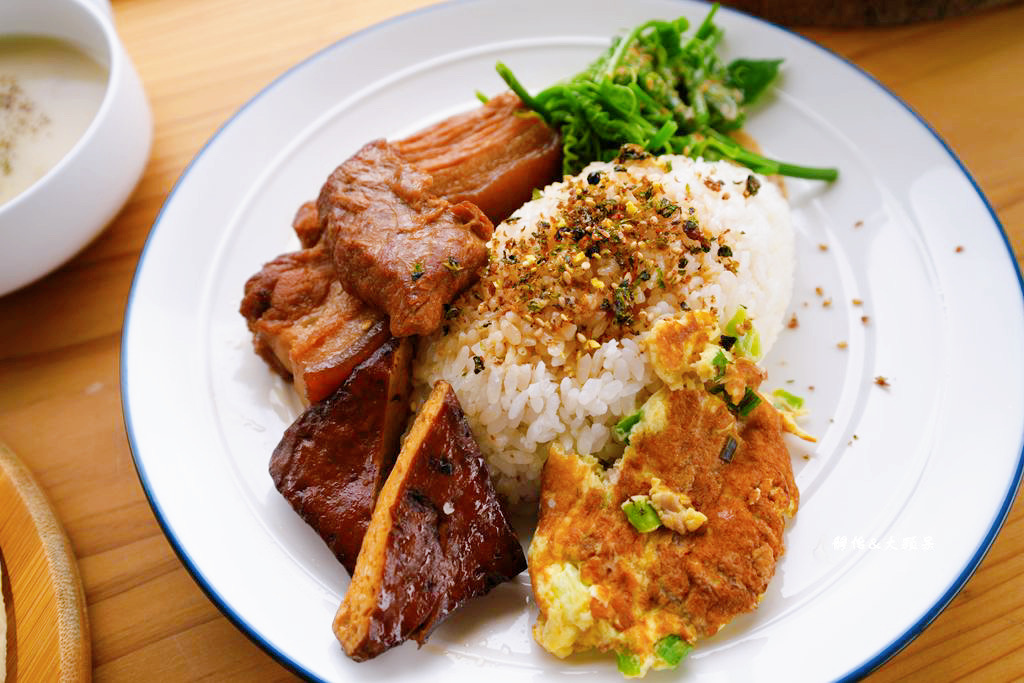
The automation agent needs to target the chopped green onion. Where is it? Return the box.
[616,651,644,677]
[613,409,644,444]
[719,435,738,462]
[735,326,761,359]
[736,388,762,417]
[771,388,805,411]
[724,306,747,336]
[724,306,762,359]
[655,634,693,668]
[712,349,729,381]
[622,496,661,533]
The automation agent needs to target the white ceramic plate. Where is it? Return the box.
[121,1,1024,681]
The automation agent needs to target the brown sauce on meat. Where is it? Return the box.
[239,240,390,403]
[318,140,493,337]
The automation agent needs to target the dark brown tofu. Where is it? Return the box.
[317,140,493,338]
[269,336,414,574]
[239,241,390,403]
[393,92,562,224]
[334,380,526,661]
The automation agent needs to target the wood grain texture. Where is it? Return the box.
[0,0,1020,680]
[0,443,91,682]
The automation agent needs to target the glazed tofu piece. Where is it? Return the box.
[269,336,413,574]
[317,140,493,337]
[334,380,526,661]
[239,240,390,404]
[393,92,562,224]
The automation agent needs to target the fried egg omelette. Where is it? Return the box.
[529,312,799,677]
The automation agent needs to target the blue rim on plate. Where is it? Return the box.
[120,1,1024,681]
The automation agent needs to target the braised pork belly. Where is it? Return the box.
[239,237,390,405]
[393,92,561,224]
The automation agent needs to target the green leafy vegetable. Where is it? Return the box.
[622,496,661,533]
[655,634,693,668]
[495,4,837,180]
[727,58,783,104]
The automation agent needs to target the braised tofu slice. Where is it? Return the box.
[317,140,493,337]
[269,336,413,574]
[239,241,390,404]
[334,380,526,661]
[393,92,562,224]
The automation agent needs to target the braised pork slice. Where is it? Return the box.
[393,92,562,224]
[269,337,413,574]
[334,380,526,661]
[239,237,390,404]
[318,140,493,338]
[291,200,322,248]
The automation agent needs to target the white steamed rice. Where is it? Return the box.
[413,154,794,504]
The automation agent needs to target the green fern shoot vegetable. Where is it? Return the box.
[496,4,838,181]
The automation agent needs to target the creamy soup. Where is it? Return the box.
[0,35,108,207]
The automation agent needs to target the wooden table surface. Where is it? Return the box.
[1,0,1021,680]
